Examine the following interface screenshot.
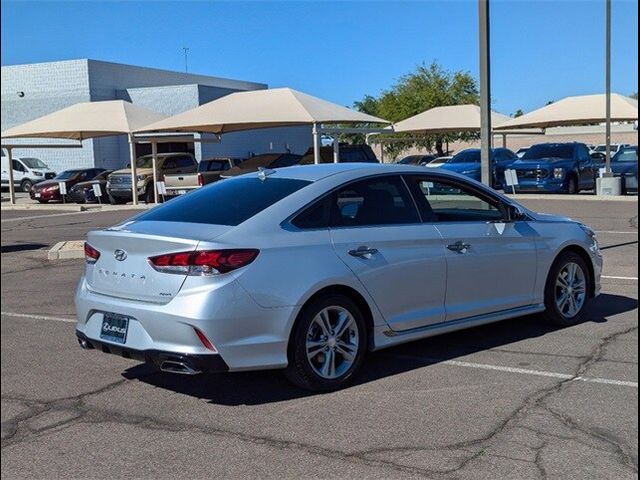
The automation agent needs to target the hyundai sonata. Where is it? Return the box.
[75,163,602,391]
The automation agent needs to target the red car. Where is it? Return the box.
[30,168,105,203]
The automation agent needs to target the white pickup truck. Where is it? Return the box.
[163,157,243,196]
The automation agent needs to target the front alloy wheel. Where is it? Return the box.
[543,252,591,326]
[286,294,366,391]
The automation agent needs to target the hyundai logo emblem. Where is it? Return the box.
[114,249,128,261]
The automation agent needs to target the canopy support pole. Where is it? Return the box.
[501,134,507,148]
[5,146,16,205]
[333,136,340,163]
[312,123,321,164]
[129,134,138,206]
[605,0,612,176]
[479,0,493,186]
[151,139,159,204]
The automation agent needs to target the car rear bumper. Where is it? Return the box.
[74,275,297,372]
[75,330,229,373]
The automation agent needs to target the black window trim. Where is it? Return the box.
[284,173,425,231]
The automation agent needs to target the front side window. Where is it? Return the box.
[407,177,505,222]
[330,176,419,227]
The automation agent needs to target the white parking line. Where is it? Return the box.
[1,311,76,323]
[602,275,639,281]
[595,231,638,235]
[383,354,638,389]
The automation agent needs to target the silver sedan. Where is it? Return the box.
[75,163,602,391]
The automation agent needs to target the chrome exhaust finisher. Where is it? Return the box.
[160,360,202,375]
[77,337,94,350]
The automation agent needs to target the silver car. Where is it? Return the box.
[75,164,602,391]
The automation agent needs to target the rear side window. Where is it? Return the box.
[330,176,419,227]
[137,177,311,226]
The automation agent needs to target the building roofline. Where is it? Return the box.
[1,58,267,91]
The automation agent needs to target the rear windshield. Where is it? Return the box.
[136,177,311,226]
[522,144,574,160]
[200,160,229,172]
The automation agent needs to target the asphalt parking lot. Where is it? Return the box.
[1,198,637,479]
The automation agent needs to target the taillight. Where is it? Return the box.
[148,249,259,275]
[197,173,204,187]
[84,242,100,264]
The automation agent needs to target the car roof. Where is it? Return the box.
[242,162,470,182]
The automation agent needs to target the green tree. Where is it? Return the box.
[349,62,480,158]
[513,109,525,117]
[631,92,638,100]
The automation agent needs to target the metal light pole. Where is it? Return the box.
[605,0,612,175]
[183,47,190,73]
[479,0,493,186]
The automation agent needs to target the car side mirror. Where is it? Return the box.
[506,204,526,222]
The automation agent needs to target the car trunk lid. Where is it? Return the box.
[85,221,231,304]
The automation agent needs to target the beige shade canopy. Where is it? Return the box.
[392,104,512,134]
[495,93,638,130]
[137,87,389,134]
[1,100,166,140]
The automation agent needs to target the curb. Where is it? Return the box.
[48,240,85,260]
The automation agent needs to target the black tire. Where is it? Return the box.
[108,195,127,205]
[144,184,154,204]
[566,175,578,194]
[20,179,33,192]
[37,199,48,204]
[542,251,591,326]
[285,293,367,391]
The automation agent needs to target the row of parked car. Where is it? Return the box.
[0,144,379,204]
[3,142,637,204]
[398,143,639,195]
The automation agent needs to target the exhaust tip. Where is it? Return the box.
[160,360,201,375]
[77,337,94,350]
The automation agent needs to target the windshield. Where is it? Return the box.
[613,147,638,162]
[448,150,480,164]
[136,177,311,226]
[522,144,574,160]
[595,145,618,153]
[54,170,80,180]
[21,158,49,169]
[135,156,154,168]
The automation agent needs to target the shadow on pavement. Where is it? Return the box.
[124,293,638,406]
[0,243,48,253]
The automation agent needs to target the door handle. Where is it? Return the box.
[447,241,471,254]
[348,246,378,258]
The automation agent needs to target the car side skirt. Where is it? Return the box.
[373,303,546,350]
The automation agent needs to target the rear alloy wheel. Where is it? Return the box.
[21,180,33,192]
[543,252,590,326]
[286,294,367,391]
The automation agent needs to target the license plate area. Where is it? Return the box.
[100,312,130,344]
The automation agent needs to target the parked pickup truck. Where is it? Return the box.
[164,157,243,196]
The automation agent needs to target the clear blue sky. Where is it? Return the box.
[1,0,638,116]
